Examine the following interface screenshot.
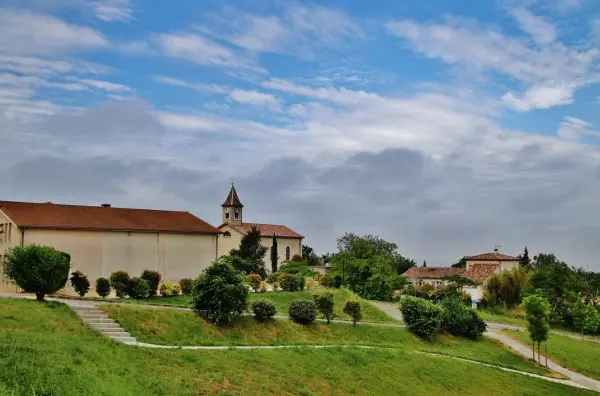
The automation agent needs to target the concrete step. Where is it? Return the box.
[78,312,109,318]
[84,318,114,324]
[101,331,130,338]
[94,326,125,332]
[74,310,106,316]
[108,335,137,343]
[71,305,102,311]
[89,322,120,329]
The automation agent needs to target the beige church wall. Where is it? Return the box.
[0,209,19,293]
[100,231,159,279]
[217,225,243,258]
[260,237,302,269]
[162,233,217,282]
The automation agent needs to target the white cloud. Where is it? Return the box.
[76,78,132,92]
[0,8,107,55]
[386,17,599,111]
[0,55,111,77]
[228,89,282,110]
[558,116,600,140]
[509,7,557,44]
[92,0,133,22]
[229,16,292,52]
[156,33,266,73]
[152,76,230,94]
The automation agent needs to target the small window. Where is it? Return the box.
[234,207,240,219]
[223,231,231,237]
[285,246,290,261]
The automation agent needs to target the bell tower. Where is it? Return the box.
[222,183,243,225]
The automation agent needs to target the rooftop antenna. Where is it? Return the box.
[494,244,502,253]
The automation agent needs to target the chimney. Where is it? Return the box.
[493,247,499,254]
[101,204,111,208]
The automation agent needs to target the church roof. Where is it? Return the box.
[0,200,221,234]
[221,184,243,207]
[219,222,303,239]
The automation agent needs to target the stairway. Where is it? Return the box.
[71,305,137,344]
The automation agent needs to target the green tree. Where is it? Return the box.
[343,299,362,327]
[270,234,279,273]
[313,292,335,324]
[302,244,321,266]
[2,244,70,301]
[521,295,551,365]
[230,226,267,277]
[484,267,529,308]
[69,271,90,297]
[191,258,248,324]
[570,297,587,339]
[584,305,600,341]
[518,246,531,267]
[451,256,468,268]
[95,277,111,298]
[422,260,427,268]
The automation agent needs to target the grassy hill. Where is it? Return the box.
[0,299,593,395]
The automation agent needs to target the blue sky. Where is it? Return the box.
[1,0,600,268]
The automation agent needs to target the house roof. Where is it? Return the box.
[402,267,466,279]
[466,252,519,261]
[462,264,499,283]
[0,200,220,234]
[220,222,304,239]
[221,184,243,207]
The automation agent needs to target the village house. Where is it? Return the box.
[217,184,303,269]
[0,200,221,294]
[402,248,521,302]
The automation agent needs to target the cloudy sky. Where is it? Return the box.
[1,0,600,269]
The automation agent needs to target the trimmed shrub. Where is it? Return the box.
[288,299,317,324]
[278,273,296,291]
[179,278,194,295]
[313,292,335,324]
[343,299,362,327]
[291,254,303,262]
[159,282,181,296]
[127,277,150,299]
[95,277,111,298]
[69,271,90,297]
[440,298,486,339]
[191,260,248,324]
[305,278,319,290]
[2,244,70,301]
[278,260,318,278]
[250,299,277,321]
[246,274,262,292]
[109,270,130,298]
[400,296,442,338]
[141,270,161,297]
[259,281,268,293]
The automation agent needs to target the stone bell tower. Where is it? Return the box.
[221,183,243,226]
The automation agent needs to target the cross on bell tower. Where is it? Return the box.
[222,183,243,225]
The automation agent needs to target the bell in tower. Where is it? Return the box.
[222,183,243,225]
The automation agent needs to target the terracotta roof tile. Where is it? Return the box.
[462,264,499,283]
[221,185,243,207]
[221,223,303,238]
[466,252,519,261]
[0,200,220,234]
[402,267,466,279]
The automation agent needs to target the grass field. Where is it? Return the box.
[502,329,600,381]
[102,303,553,376]
[1,299,592,396]
[478,308,528,327]
[115,288,397,323]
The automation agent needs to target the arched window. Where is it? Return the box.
[223,231,231,237]
[285,246,290,261]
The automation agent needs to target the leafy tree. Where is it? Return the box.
[484,267,529,308]
[521,295,550,365]
[141,270,161,297]
[221,254,265,279]
[584,305,600,341]
[422,260,427,268]
[518,246,531,268]
[95,277,111,298]
[2,244,70,301]
[230,226,267,277]
[313,292,335,324]
[288,299,317,324]
[69,271,90,297]
[440,298,486,339]
[451,256,468,268]
[302,244,321,266]
[191,258,248,324]
[343,299,362,327]
[570,297,587,339]
[270,234,278,273]
[400,296,442,338]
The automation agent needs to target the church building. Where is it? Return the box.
[217,184,304,270]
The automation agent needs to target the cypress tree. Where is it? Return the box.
[270,234,279,273]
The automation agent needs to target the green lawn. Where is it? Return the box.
[102,304,554,377]
[1,299,591,396]
[478,308,528,327]
[114,288,398,323]
[502,329,600,381]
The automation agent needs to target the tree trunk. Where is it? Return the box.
[327,316,330,324]
[545,342,548,367]
[353,319,356,328]
[35,292,45,301]
[532,343,535,365]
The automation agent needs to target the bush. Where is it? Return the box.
[2,244,70,301]
[430,285,472,306]
[95,277,111,298]
[305,278,319,290]
[141,270,161,297]
[291,254,303,262]
[191,260,248,324]
[250,299,277,321]
[159,282,181,296]
[440,298,486,339]
[313,292,335,324]
[179,278,193,295]
[69,271,90,297]
[109,270,130,298]
[343,299,362,327]
[360,274,405,301]
[278,260,318,278]
[400,296,442,338]
[288,299,317,324]
[127,277,150,299]
[246,274,262,292]
[279,273,305,292]
[259,281,268,293]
